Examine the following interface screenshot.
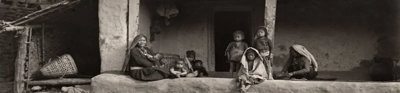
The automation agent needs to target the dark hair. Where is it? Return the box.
[254,26,269,40]
[246,49,256,55]
[233,30,245,37]
[194,60,203,64]
[257,26,268,33]
[186,50,196,57]
[175,59,184,64]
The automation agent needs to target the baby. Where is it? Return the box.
[170,60,188,78]
[192,60,208,77]
[225,30,248,72]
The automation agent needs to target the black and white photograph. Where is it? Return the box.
[0,0,400,93]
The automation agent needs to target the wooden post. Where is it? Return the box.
[265,0,277,75]
[264,0,277,40]
[14,27,30,93]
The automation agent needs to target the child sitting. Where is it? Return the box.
[237,47,272,93]
[170,60,188,78]
[192,60,208,77]
[184,50,206,77]
[225,30,248,72]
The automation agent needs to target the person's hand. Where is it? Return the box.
[286,73,293,77]
[275,72,290,79]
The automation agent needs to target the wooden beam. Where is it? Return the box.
[14,27,30,93]
[28,78,91,86]
[265,0,277,77]
[10,0,80,26]
[0,25,43,33]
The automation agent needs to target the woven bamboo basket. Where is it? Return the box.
[40,54,78,77]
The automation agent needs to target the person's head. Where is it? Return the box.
[175,60,185,69]
[186,50,196,61]
[132,34,148,48]
[246,49,257,61]
[233,30,245,41]
[289,46,301,57]
[193,60,203,67]
[256,27,268,38]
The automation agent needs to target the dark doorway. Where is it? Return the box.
[214,11,252,72]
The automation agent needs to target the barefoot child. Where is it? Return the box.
[170,60,188,78]
[237,47,271,92]
[253,27,274,80]
[225,30,248,73]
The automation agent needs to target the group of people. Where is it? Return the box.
[226,27,319,92]
[122,34,208,81]
[122,26,318,93]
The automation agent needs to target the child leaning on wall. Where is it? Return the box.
[183,50,208,77]
[253,26,274,80]
[225,30,248,73]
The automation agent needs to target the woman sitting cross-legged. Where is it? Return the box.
[278,44,318,80]
[124,34,171,81]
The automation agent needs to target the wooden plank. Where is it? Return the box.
[120,0,140,72]
[28,78,91,86]
[14,27,30,93]
[10,0,80,26]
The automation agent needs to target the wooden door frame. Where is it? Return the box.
[207,6,256,72]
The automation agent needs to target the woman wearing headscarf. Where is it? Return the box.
[122,34,170,81]
[280,44,318,80]
[237,47,272,93]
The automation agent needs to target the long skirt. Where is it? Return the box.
[288,65,318,80]
[129,67,170,81]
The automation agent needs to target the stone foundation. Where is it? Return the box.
[92,74,400,93]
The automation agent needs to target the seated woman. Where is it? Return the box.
[279,44,318,80]
[237,47,272,93]
[125,34,170,81]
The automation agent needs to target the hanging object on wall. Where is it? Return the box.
[150,19,164,42]
[156,0,179,26]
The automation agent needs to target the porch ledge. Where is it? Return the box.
[91,73,400,93]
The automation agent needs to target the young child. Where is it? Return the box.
[237,47,271,93]
[225,30,248,73]
[184,50,208,77]
[253,26,274,80]
[170,60,188,78]
[192,60,208,77]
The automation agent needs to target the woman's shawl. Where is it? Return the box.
[291,44,318,71]
[238,47,268,80]
[122,34,148,72]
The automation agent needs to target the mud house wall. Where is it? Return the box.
[151,0,265,71]
[24,1,100,78]
[39,1,100,76]
[137,1,151,39]
[273,0,398,72]
[151,0,399,73]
